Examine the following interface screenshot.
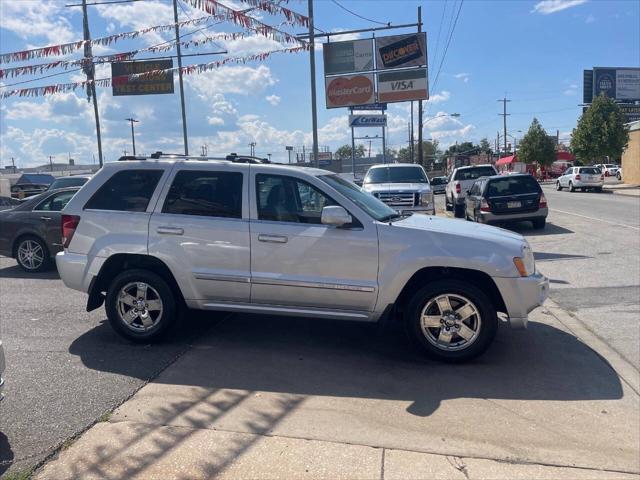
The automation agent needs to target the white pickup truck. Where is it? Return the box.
[445,164,499,217]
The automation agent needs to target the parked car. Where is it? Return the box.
[0,339,4,402]
[47,175,92,191]
[465,174,548,229]
[617,168,623,181]
[429,176,448,194]
[10,183,49,199]
[0,196,21,211]
[594,164,619,177]
[362,163,435,215]
[445,164,499,217]
[0,187,80,272]
[56,158,548,362]
[556,166,604,192]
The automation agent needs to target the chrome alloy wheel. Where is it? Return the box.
[116,282,163,332]
[420,294,482,351]
[17,239,44,270]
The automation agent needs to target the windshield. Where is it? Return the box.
[430,176,447,185]
[319,174,397,222]
[453,166,497,181]
[49,177,88,190]
[364,166,428,184]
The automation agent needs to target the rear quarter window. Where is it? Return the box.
[84,169,163,212]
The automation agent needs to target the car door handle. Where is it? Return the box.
[258,234,288,243]
[157,226,184,235]
[40,216,52,221]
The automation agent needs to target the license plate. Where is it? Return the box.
[507,201,521,209]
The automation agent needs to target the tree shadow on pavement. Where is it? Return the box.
[69,312,623,418]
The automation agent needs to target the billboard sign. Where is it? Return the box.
[375,33,427,70]
[323,39,374,75]
[111,60,174,96]
[349,114,387,127]
[325,73,375,108]
[584,67,640,103]
[620,104,640,122]
[377,68,428,103]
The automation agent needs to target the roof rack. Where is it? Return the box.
[117,151,272,164]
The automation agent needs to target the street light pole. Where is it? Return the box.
[125,118,139,155]
[307,0,320,168]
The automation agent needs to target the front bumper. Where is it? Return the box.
[399,205,436,215]
[493,272,549,329]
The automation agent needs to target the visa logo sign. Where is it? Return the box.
[391,81,414,91]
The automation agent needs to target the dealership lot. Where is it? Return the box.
[1,187,639,478]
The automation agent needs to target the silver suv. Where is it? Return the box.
[56,157,548,362]
[362,164,435,215]
[445,164,499,217]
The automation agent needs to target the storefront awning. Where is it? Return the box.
[496,155,517,166]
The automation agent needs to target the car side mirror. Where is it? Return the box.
[321,206,352,227]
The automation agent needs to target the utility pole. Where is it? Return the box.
[417,6,423,166]
[49,156,54,172]
[81,0,103,167]
[308,0,319,168]
[410,102,415,162]
[173,0,189,155]
[11,157,16,171]
[248,142,256,156]
[125,117,139,155]
[351,108,356,175]
[268,153,272,162]
[498,97,511,156]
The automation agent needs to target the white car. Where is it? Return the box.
[445,164,499,217]
[617,168,623,181]
[594,164,619,177]
[556,166,604,192]
[56,155,548,362]
[362,164,435,215]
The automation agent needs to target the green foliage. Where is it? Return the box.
[444,141,478,156]
[396,140,440,167]
[479,138,493,154]
[571,94,630,163]
[334,144,366,160]
[517,118,556,167]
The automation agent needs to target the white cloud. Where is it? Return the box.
[265,94,281,106]
[95,1,174,45]
[454,73,470,83]
[0,0,76,45]
[531,0,588,15]
[186,65,277,96]
[428,91,451,104]
[207,116,225,126]
[314,29,362,50]
[564,84,579,96]
[221,35,285,56]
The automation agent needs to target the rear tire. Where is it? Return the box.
[532,218,546,229]
[15,236,50,273]
[405,279,499,363]
[594,187,602,192]
[556,181,562,191]
[105,269,177,342]
[569,181,575,192]
[454,204,464,218]
[445,195,453,211]
[617,172,622,181]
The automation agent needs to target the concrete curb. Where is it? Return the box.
[544,298,640,396]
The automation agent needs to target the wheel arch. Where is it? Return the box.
[87,253,186,312]
[394,266,507,316]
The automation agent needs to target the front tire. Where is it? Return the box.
[105,269,177,342]
[405,279,499,362]
[15,236,50,272]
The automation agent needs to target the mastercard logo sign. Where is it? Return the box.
[326,75,374,108]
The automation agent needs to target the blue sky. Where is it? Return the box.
[1,0,639,167]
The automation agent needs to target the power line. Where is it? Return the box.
[429,0,447,75]
[431,0,464,94]
[330,0,389,26]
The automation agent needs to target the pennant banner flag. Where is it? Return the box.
[0,46,307,99]
[0,15,224,64]
[233,0,309,27]
[0,32,249,79]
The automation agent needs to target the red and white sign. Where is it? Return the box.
[377,68,428,103]
[325,73,375,109]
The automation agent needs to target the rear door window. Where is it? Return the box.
[486,176,541,196]
[162,170,243,218]
[85,169,163,212]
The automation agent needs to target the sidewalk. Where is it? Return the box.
[34,308,640,480]
[603,183,640,197]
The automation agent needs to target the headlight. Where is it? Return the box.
[420,191,433,206]
[513,243,535,277]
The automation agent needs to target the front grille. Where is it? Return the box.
[377,192,416,207]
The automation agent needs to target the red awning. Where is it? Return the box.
[496,155,517,166]
[556,151,575,161]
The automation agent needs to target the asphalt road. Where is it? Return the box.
[435,186,640,367]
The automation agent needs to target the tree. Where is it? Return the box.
[479,138,493,154]
[396,140,440,166]
[517,118,556,167]
[334,144,366,160]
[571,94,629,163]
[444,141,477,156]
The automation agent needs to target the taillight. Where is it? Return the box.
[61,214,80,248]
[575,174,581,180]
[539,193,547,208]
[604,171,610,177]
[455,182,461,194]
[480,199,491,212]
[600,175,604,180]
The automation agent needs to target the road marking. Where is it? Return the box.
[550,208,640,231]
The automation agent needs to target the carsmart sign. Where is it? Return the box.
[349,114,387,127]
